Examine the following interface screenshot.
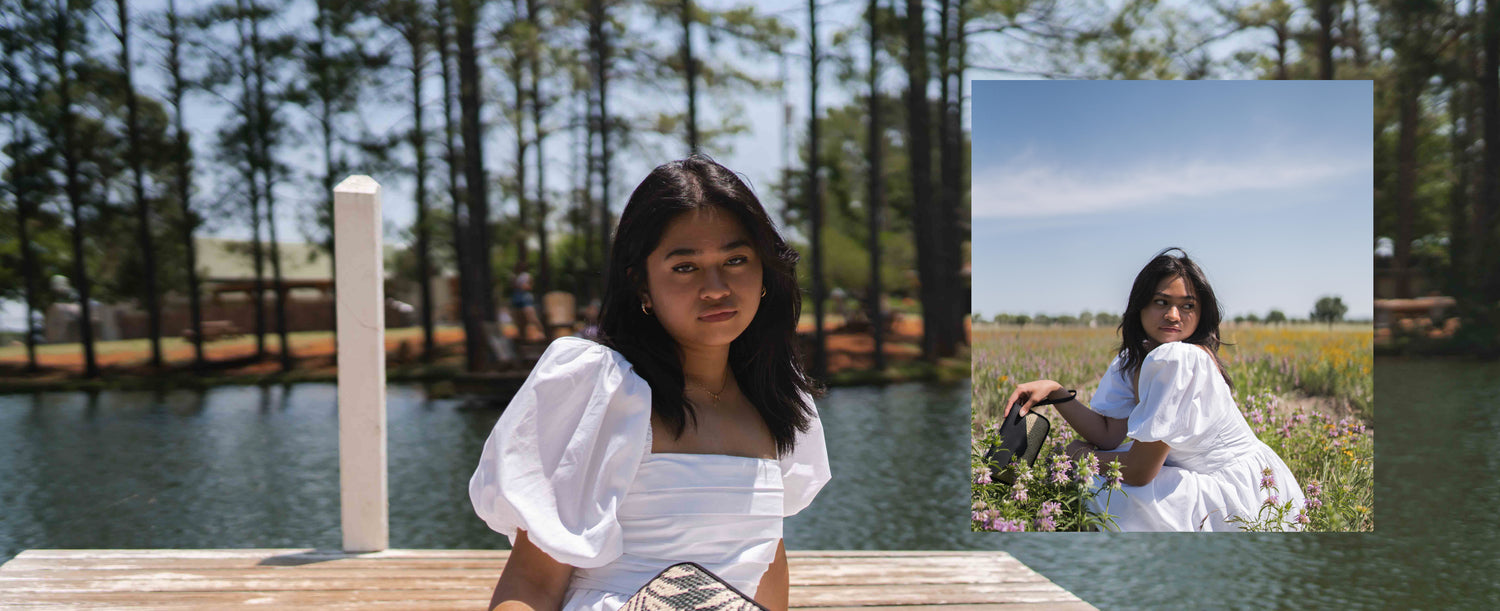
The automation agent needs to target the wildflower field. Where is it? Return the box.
[971,324,1374,532]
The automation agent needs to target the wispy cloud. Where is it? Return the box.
[972,153,1369,219]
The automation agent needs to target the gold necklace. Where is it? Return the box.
[689,374,730,405]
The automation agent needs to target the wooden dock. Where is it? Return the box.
[0,549,1094,609]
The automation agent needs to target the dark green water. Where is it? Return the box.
[1,361,1495,608]
[0,382,973,562]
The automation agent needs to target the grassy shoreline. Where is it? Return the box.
[0,359,970,395]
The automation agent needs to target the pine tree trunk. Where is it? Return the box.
[937,0,963,355]
[1276,25,1289,80]
[1394,70,1420,299]
[528,0,551,314]
[591,0,613,287]
[512,0,530,282]
[11,128,41,373]
[1349,0,1368,67]
[457,0,495,370]
[682,0,698,153]
[953,0,968,346]
[410,23,435,361]
[53,4,99,378]
[17,201,40,372]
[317,4,339,361]
[2,41,43,372]
[118,0,163,369]
[1481,0,1500,303]
[807,0,826,377]
[866,0,885,371]
[511,0,531,342]
[905,0,942,359]
[1449,75,1472,302]
[582,88,598,298]
[235,0,268,360]
[248,151,267,360]
[167,0,205,368]
[437,0,475,366]
[252,5,292,371]
[1316,0,1335,80]
[1468,0,1485,290]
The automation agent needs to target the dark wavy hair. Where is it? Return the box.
[1117,247,1232,389]
[596,156,818,455]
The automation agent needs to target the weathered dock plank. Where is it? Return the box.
[0,549,1095,609]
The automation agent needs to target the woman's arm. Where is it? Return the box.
[754,540,789,611]
[490,529,574,611]
[1007,381,1128,449]
[1071,440,1171,487]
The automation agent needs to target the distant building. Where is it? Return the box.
[42,237,454,343]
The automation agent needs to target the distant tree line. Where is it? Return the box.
[975,311,1124,327]
[978,296,1357,327]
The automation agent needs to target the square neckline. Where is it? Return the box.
[643,417,778,463]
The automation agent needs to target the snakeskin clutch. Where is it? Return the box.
[621,562,767,611]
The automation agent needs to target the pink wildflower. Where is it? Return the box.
[1305,481,1322,497]
[988,518,1025,532]
[1051,468,1071,484]
[1076,452,1099,483]
[1104,460,1124,490]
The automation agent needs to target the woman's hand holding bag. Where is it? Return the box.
[985,384,1075,484]
[1004,380,1071,418]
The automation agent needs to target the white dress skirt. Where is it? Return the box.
[468,337,831,610]
[1085,342,1305,532]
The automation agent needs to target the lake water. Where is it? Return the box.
[1,361,1496,608]
[0,382,974,563]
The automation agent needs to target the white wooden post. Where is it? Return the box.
[334,175,388,553]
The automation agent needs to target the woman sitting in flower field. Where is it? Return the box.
[1006,248,1305,531]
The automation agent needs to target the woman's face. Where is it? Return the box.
[1141,274,1199,346]
[641,207,762,352]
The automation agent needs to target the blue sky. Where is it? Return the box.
[971,80,1374,320]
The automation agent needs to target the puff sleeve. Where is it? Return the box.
[1126,342,1216,446]
[779,393,831,517]
[468,337,653,568]
[1088,355,1137,420]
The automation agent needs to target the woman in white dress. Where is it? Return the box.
[470,156,831,610]
[1007,248,1304,531]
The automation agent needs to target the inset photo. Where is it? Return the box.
[970,81,1373,532]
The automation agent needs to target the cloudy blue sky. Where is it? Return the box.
[970,80,1373,320]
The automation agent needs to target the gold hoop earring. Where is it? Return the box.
[761,287,767,299]
[641,301,653,316]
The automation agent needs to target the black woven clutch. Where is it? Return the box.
[621,562,767,611]
[984,393,1068,484]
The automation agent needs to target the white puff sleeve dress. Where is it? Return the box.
[1085,342,1305,532]
[469,337,831,610]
